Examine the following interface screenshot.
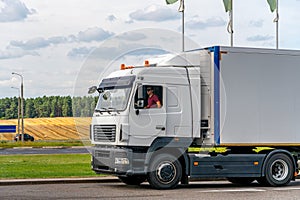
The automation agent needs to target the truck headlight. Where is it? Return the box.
[115,158,129,165]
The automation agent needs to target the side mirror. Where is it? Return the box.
[137,99,144,108]
[134,99,145,115]
[88,86,97,94]
[135,98,145,109]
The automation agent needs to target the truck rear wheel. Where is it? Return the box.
[118,175,146,185]
[147,154,182,189]
[263,153,293,186]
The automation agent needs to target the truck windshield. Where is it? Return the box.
[95,76,135,112]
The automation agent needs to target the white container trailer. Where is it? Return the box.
[90,46,300,189]
[217,47,300,145]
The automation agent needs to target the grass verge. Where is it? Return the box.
[0,140,90,148]
[0,154,100,179]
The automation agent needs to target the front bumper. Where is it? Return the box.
[91,146,146,176]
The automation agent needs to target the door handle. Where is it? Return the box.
[156,125,165,131]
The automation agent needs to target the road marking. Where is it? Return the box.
[198,188,266,193]
[272,187,300,191]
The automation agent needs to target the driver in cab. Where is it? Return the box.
[146,87,161,108]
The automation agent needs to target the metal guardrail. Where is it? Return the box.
[0,125,16,133]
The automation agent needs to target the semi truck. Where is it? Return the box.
[89,46,300,189]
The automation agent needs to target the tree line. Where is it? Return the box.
[0,96,98,119]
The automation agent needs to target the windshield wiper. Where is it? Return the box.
[99,107,111,114]
[95,107,120,114]
[95,107,111,114]
[95,109,103,114]
[108,107,120,114]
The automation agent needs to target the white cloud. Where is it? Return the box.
[249,20,264,28]
[10,36,66,51]
[8,27,114,51]
[129,5,180,22]
[247,35,274,42]
[68,46,119,61]
[48,36,68,44]
[185,16,226,30]
[125,19,134,24]
[0,0,36,22]
[106,14,116,22]
[67,47,96,59]
[77,27,114,42]
[0,78,13,87]
[0,47,38,59]
[10,37,49,50]
[67,35,77,43]
[127,48,168,56]
[116,32,146,41]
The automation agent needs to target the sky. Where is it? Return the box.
[1,0,300,98]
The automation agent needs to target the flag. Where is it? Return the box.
[267,0,277,12]
[223,0,232,12]
[178,0,184,12]
[166,0,178,4]
[166,0,184,12]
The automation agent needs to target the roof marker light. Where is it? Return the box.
[120,64,126,70]
[144,60,150,67]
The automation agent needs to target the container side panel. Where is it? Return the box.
[220,50,300,144]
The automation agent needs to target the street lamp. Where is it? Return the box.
[12,72,24,142]
[11,86,20,137]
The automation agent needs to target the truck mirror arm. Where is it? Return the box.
[88,86,98,94]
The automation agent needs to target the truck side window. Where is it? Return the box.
[134,85,163,109]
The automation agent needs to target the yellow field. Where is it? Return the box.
[0,117,91,141]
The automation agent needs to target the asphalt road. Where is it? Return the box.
[0,147,90,155]
[2,180,300,200]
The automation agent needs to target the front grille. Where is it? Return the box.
[95,150,110,158]
[115,151,127,158]
[93,125,116,142]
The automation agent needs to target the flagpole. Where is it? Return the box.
[227,10,233,47]
[230,8,233,47]
[225,0,233,47]
[275,0,279,49]
[181,0,185,51]
[166,0,185,51]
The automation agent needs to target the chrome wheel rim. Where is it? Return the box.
[156,161,176,184]
[271,159,289,181]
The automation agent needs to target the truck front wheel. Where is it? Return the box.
[263,153,294,186]
[147,154,182,189]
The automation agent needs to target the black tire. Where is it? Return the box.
[227,177,255,185]
[147,153,182,189]
[118,175,146,185]
[264,153,294,186]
